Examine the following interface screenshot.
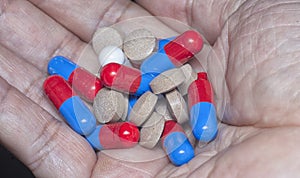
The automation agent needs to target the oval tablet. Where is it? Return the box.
[139,112,165,149]
[178,64,197,96]
[150,68,186,94]
[166,89,189,124]
[129,91,158,126]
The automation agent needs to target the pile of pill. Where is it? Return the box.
[43,27,218,166]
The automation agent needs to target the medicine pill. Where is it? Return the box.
[121,94,129,121]
[48,56,102,102]
[43,75,96,135]
[161,120,194,166]
[98,46,125,67]
[92,27,123,55]
[188,72,218,142]
[140,30,203,74]
[100,63,157,95]
[86,122,139,150]
[158,37,176,50]
[128,91,158,126]
[150,68,186,94]
[123,29,156,67]
[177,64,198,96]
[155,96,173,121]
[139,112,165,149]
[93,88,126,123]
[165,89,189,124]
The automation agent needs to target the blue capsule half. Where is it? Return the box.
[190,102,218,142]
[140,48,176,74]
[59,96,96,135]
[86,125,104,150]
[48,56,78,80]
[163,132,195,166]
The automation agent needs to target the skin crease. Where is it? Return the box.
[0,0,300,177]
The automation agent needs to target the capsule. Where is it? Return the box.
[48,56,103,102]
[140,30,203,74]
[158,37,175,50]
[188,72,218,142]
[86,122,140,150]
[100,63,157,96]
[43,75,96,135]
[161,120,194,166]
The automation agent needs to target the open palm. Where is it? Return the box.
[1,0,300,177]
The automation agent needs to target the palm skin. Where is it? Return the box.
[1,0,300,177]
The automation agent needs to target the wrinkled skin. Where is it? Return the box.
[1,0,300,177]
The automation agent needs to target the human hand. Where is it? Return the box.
[1,0,300,177]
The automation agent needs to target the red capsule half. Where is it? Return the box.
[188,72,213,109]
[68,67,103,102]
[86,122,140,150]
[43,75,75,109]
[164,30,203,66]
[100,63,142,94]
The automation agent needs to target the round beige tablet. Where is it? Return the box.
[93,88,125,123]
[178,64,198,96]
[165,89,189,124]
[123,29,156,66]
[129,91,158,126]
[139,112,165,149]
[92,27,123,55]
[150,68,186,94]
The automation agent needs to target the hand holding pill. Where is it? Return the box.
[1,0,299,177]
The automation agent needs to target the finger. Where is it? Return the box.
[0,77,96,177]
[92,146,169,177]
[136,0,245,44]
[28,0,177,42]
[0,45,61,119]
[0,0,99,73]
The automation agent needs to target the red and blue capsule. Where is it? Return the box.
[86,122,140,150]
[161,120,194,166]
[188,72,218,142]
[47,56,103,102]
[100,63,157,96]
[157,37,175,50]
[43,75,96,135]
[141,30,203,74]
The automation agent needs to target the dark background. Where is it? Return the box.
[0,145,35,178]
